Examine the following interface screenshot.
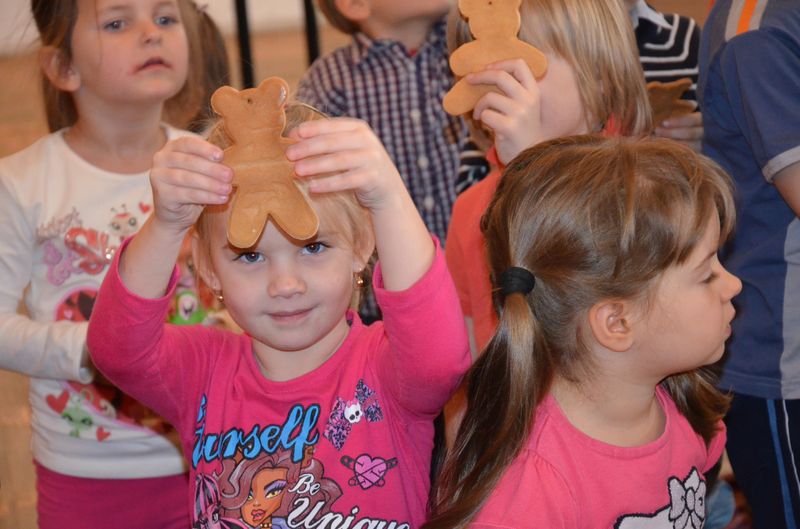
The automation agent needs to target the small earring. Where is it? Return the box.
[355,273,365,288]
[215,291,224,303]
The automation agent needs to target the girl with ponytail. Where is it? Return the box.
[426,135,741,528]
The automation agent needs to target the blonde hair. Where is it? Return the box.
[32,0,205,132]
[194,103,375,301]
[425,135,734,528]
[448,0,652,138]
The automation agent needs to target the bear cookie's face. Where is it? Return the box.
[460,0,522,39]
[210,78,289,152]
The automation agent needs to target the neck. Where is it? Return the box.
[65,94,168,174]
[551,371,664,447]
[252,317,350,382]
[362,16,438,51]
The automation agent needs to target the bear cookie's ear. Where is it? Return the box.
[210,77,319,248]
[209,85,240,116]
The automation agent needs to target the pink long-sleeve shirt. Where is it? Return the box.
[88,239,470,529]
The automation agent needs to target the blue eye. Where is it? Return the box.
[103,19,125,31]
[302,242,328,255]
[155,15,179,27]
[234,252,264,264]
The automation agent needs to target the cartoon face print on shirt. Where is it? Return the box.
[194,449,342,529]
[615,467,707,529]
[324,379,384,450]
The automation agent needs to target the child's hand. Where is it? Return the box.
[150,137,233,234]
[467,59,545,165]
[654,111,704,153]
[286,117,433,292]
[285,118,407,212]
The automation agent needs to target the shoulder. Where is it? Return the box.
[0,132,63,198]
[451,171,500,223]
[474,446,577,528]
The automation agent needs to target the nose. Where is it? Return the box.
[721,266,742,300]
[268,263,306,298]
[140,20,163,45]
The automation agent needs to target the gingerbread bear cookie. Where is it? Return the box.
[443,0,548,116]
[647,78,696,125]
[211,78,318,248]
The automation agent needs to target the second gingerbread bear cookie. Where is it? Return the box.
[211,78,319,248]
[444,0,548,116]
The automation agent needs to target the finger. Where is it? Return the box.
[156,152,233,182]
[473,90,522,123]
[288,129,379,164]
[306,167,374,194]
[288,117,366,142]
[293,148,382,178]
[485,58,537,89]
[159,136,224,162]
[476,109,513,135]
[157,168,232,196]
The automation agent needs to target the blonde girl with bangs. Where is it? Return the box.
[87,102,471,528]
[427,135,741,528]
[445,0,653,358]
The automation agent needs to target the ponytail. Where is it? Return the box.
[425,291,551,528]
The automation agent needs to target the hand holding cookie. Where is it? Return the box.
[443,0,548,116]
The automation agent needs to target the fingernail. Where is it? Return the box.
[212,150,223,161]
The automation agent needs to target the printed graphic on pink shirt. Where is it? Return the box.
[323,379,384,450]
[615,468,707,529]
[191,392,410,528]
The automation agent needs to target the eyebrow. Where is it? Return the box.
[692,249,717,271]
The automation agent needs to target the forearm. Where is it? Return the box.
[0,314,92,382]
[120,217,188,299]
[371,192,435,292]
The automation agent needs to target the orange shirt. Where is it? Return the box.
[445,148,502,353]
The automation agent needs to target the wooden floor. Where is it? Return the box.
[0,1,716,526]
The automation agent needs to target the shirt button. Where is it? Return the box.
[424,195,435,211]
[418,155,430,169]
[409,109,422,123]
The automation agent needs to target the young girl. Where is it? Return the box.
[427,134,741,528]
[0,0,205,527]
[445,0,652,355]
[86,102,470,527]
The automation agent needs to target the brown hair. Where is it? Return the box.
[425,135,735,528]
[448,0,652,142]
[315,0,360,35]
[31,0,205,132]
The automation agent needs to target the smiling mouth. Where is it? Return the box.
[269,308,312,321]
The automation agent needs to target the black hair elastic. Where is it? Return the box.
[499,266,536,297]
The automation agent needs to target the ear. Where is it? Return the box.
[587,300,635,352]
[190,231,222,293]
[334,0,371,23]
[351,228,375,275]
[39,46,80,92]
